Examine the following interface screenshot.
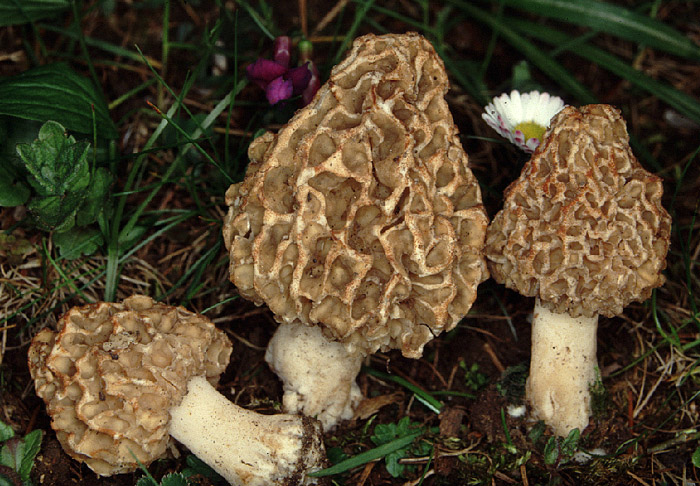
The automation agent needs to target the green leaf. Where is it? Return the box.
[16,121,90,197]
[183,454,225,484]
[369,418,426,478]
[384,449,408,478]
[53,227,104,259]
[17,430,41,483]
[561,428,580,457]
[159,473,190,486]
[0,422,14,443]
[118,224,150,249]
[0,63,117,139]
[27,192,84,232]
[76,167,113,227]
[692,446,700,468]
[0,0,70,26]
[498,0,700,61]
[0,471,14,486]
[543,436,559,465]
[0,438,21,472]
[0,165,29,206]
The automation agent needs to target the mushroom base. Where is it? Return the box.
[169,375,327,486]
[526,299,599,437]
[265,321,364,431]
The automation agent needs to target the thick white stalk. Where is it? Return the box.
[265,321,364,431]
[526,299,599,437]
[168,375,326,486]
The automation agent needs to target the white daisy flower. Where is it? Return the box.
[482,90,566,153]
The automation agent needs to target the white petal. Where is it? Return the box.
[481,89,566,152]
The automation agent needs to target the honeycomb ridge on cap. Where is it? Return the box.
[485,104,672,318]
[223,32,488,357]
[27,295,232,476]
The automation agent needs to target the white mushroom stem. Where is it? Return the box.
[526,299,599,437]
[265,321,364,431]
[168,375,327,486]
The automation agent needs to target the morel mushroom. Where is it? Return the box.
[28,295,327,485]
[223,32,489,430]
[485,104,672,436]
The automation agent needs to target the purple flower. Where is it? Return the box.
[246,36,314,105]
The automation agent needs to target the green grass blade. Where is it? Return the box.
[363,367,443,414]
[506,18,700,126]
[0,0,69,26]
[308,431,422,477]
[234,0,275,40]
[157,240,221,304]
[498,0,700,61]
[333,0,375,64]
[38,23,163,67]
[41,239,92,302]
[447,0,597,104]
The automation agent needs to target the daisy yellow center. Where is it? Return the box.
[514,121,546,142]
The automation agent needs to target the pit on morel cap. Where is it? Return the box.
[28,295,327,486]
[223,32,489,430]
[485,104,671,436]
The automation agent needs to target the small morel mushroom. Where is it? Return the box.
[485,104,672,436]
[223,32,489,430]
[27,295,327,486]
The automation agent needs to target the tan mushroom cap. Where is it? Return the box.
[223,32,488,357]
[27,295,232,476]
[486,104,672,318]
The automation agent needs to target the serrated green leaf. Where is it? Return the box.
[17,430,41,482]
[0,422,14,443]
[498,0,700,61]
[76,167,113,227]
[0,63,117,139]
[0,0,70,26]
[160,473,190,486]
[135,477,157,486]
[17,121,90,197]
[0,165,29,206]
[27,192,84,232]
[53,227,104,259]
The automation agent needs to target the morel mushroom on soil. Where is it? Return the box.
[223,32,489,430]
[485,104,672,436]
[27,295,327,486]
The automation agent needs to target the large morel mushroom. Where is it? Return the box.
[485,104,672,436]
[223,32,489,430]
[28,295,327,486]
